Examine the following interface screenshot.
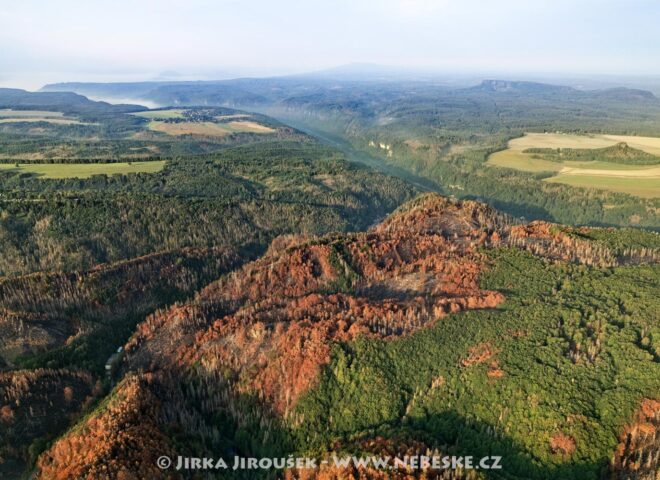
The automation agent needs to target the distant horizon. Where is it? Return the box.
[4,0,660,90]
[5,64,660,95]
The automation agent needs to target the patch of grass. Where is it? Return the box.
[0,161,165,179]
[131,109,187,119]
[148,121,232,137]
[225,120,275,134]
[214,114,251,120]
[0,109,66,118]
[0,108,84,125]
[508,133,621,150]
[0,118,85,125]
[488,149,564,172]
[487,150,653,174]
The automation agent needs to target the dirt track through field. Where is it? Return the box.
[559,166,660,178]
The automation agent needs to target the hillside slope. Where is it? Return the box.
[0,140,417,276]
[29,194,660,479]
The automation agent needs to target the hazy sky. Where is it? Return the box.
[2,0,660,89]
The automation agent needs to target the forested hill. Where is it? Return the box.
[0,88,145,113]
[10,193,659,480]
[42,77,660,115]
[0,140,417,276]
[467,80,658,100]
[0,109,418,477]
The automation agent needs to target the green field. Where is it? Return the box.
[0,108,84,125]
[0,109,67,118]
[131,109,187,119]
[0,161,165,179]
[488,133,660,198]
[0,118,84,125]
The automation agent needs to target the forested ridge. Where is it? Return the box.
[8,194,659,480]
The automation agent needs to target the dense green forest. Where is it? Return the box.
[0,90,416,276]
[523,143,660,165]
[290,248,660,479]
[0,141,416,275]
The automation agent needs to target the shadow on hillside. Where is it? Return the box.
[390,410,608,480]
[462,196,555,223]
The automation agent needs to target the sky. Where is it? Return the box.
[2,0,660,90]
